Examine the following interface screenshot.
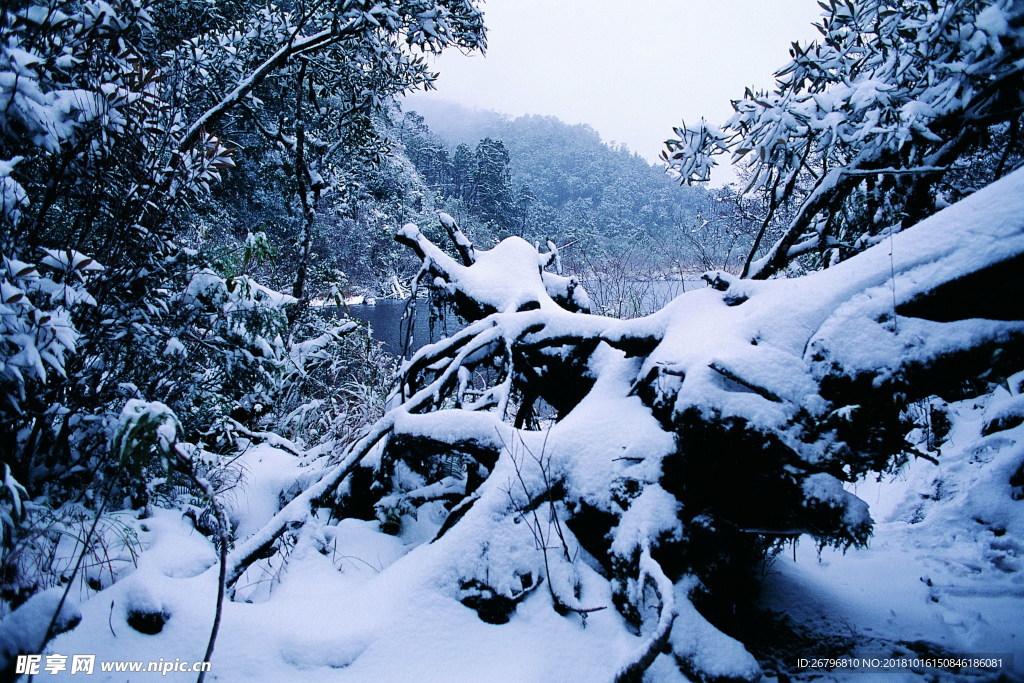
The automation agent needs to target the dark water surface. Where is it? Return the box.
[331,280,703,358]
[328,299,464,358]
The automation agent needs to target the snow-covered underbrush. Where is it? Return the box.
[30,389,1024,682]
[9,171,1024,681]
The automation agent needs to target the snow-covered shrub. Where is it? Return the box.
[0,250,93,424]
[0,503,142,614]
[0,0,488,628]
[0,249,103,575]
[0,466,26,564]
[112,400,182,474]
[272,318,396,448]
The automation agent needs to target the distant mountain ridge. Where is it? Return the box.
[402,96,679,206]
[398,96,708,266]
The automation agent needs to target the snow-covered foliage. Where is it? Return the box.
[665,0,1024,279]
[1,252,93,404]
[0,0,485,665]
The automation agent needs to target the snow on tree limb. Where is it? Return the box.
[224,168,1024,679]
[398,216,591,318]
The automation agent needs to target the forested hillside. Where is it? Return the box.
[1,0,1023,681]
[192,97,739,301]
[400,99,706,255]
[395,101,765,313]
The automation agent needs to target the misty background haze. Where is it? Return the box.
[410,0,822,184]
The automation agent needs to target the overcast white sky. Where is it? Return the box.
[417,0,823,182]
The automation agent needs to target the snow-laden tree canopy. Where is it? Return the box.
[0,0,485,671]
[664,0,1024,280]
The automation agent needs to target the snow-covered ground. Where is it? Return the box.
[30,385,1022,682]
[761,390,1024,681]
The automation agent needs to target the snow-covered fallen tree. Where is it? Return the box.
[210,169,1024,681]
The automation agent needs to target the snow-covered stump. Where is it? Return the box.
[232,173,1024,680]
